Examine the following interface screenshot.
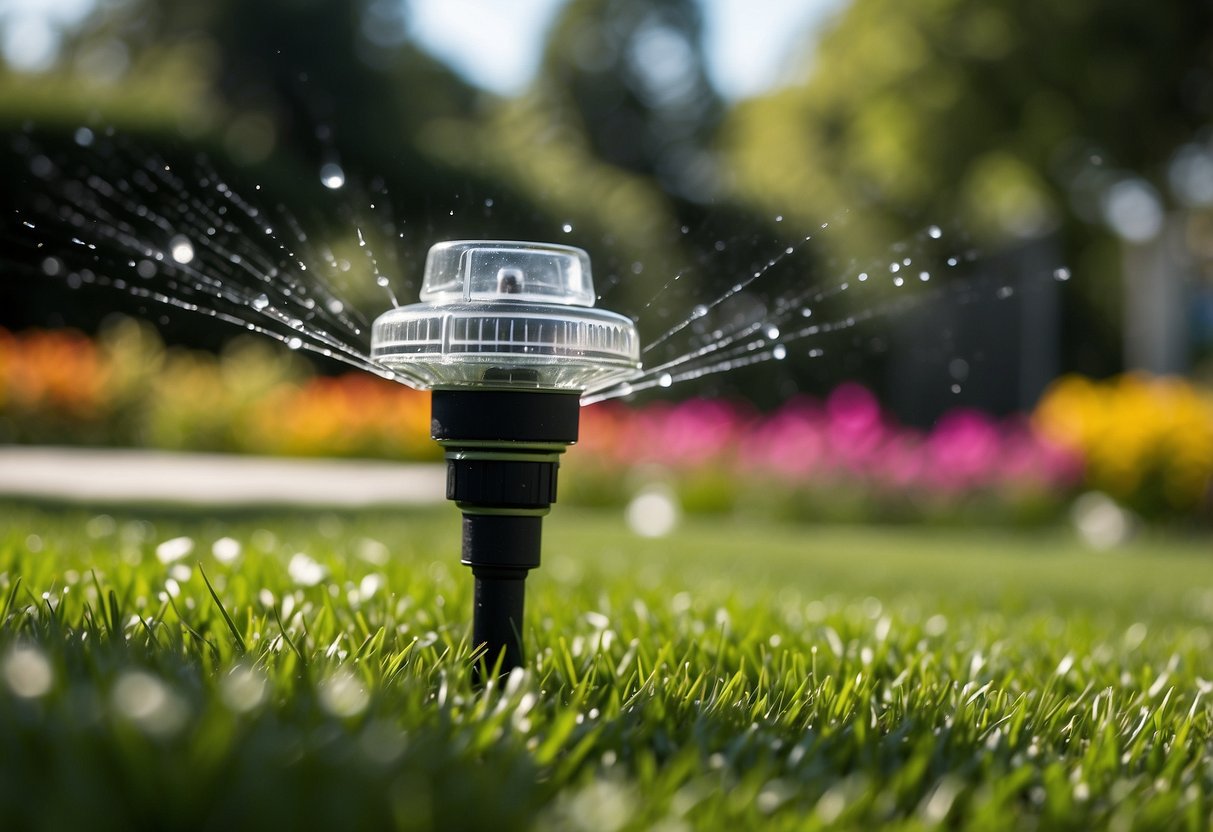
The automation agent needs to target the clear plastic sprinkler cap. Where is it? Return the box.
[371,241,641,394]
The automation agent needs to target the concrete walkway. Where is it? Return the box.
[0,445,446,507]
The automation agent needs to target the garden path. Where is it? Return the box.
[0,446,445,507]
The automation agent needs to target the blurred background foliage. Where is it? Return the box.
[0,0,1211,519]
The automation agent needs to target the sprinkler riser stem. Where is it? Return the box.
[430,389,581,678]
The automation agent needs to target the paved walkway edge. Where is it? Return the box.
[0,445,447,507]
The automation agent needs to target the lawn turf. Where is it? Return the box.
[1,501,1211,830]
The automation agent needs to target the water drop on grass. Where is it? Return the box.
[561,223,573,233]
[112,671,188,738]
[658,373,672,388]
[220,665,267,713]
[626,486,679,538]
[3,646,53,699]
[286,337,303,350]
[288,552,326,586]
[252,294,270,310]
[212,537,242,563]
[155,536,194,564]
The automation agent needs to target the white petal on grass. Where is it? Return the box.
[212,537,242,563]
[3,646,54,698]
[155,536,194,564]
[112,671,189,738]
[320,670,369,718]
[288,552,327,587]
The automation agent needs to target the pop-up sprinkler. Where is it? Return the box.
[371,241,640,675]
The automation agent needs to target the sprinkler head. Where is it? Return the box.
[370,241,640,678]
[371,240,640,393]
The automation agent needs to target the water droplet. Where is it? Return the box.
[658,373,672,388]
[3,646,53,699]
[1053,267,1071,281]
[785,246,794,255]
[252,294,270,310]
[927,225,942,239]
[765,325,780,339]
[319,163,345,189]
[212,537,242,563]
[691,304,708,319]
[800,308,812,318]
[326,299,345,314]
[156,536,194,564]
[772,345,787,360]
[858,272,868,282]
[484,198,494,207]
[775,215,783,223]
[169,235,194,265]
[951,384,962,394]
[902,257,912,266]
[286,337,304,350]
[136,260,156,279]
[561,223,573,233]
[41,257,62,276]
[919,271,930,282]
[996,286,1014,299]
[376,275,390,287]
[889,262,900,273]
[808,348,824,358]
[74,127,94,147]
[893,276,904,287]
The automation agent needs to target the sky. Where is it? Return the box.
[1,0,846,101]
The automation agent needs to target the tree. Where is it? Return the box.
[722,0,1213,375]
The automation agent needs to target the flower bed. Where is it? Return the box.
[1034,374,1213,519]
[569,385,1083,525]
[6,322,1210,524]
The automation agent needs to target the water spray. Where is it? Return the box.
[371,241,640,676]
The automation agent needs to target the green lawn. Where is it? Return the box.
[1,501,1211,830]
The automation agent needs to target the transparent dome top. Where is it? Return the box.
[371,241,641,394]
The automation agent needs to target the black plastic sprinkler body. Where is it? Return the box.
[370,242,641,677]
